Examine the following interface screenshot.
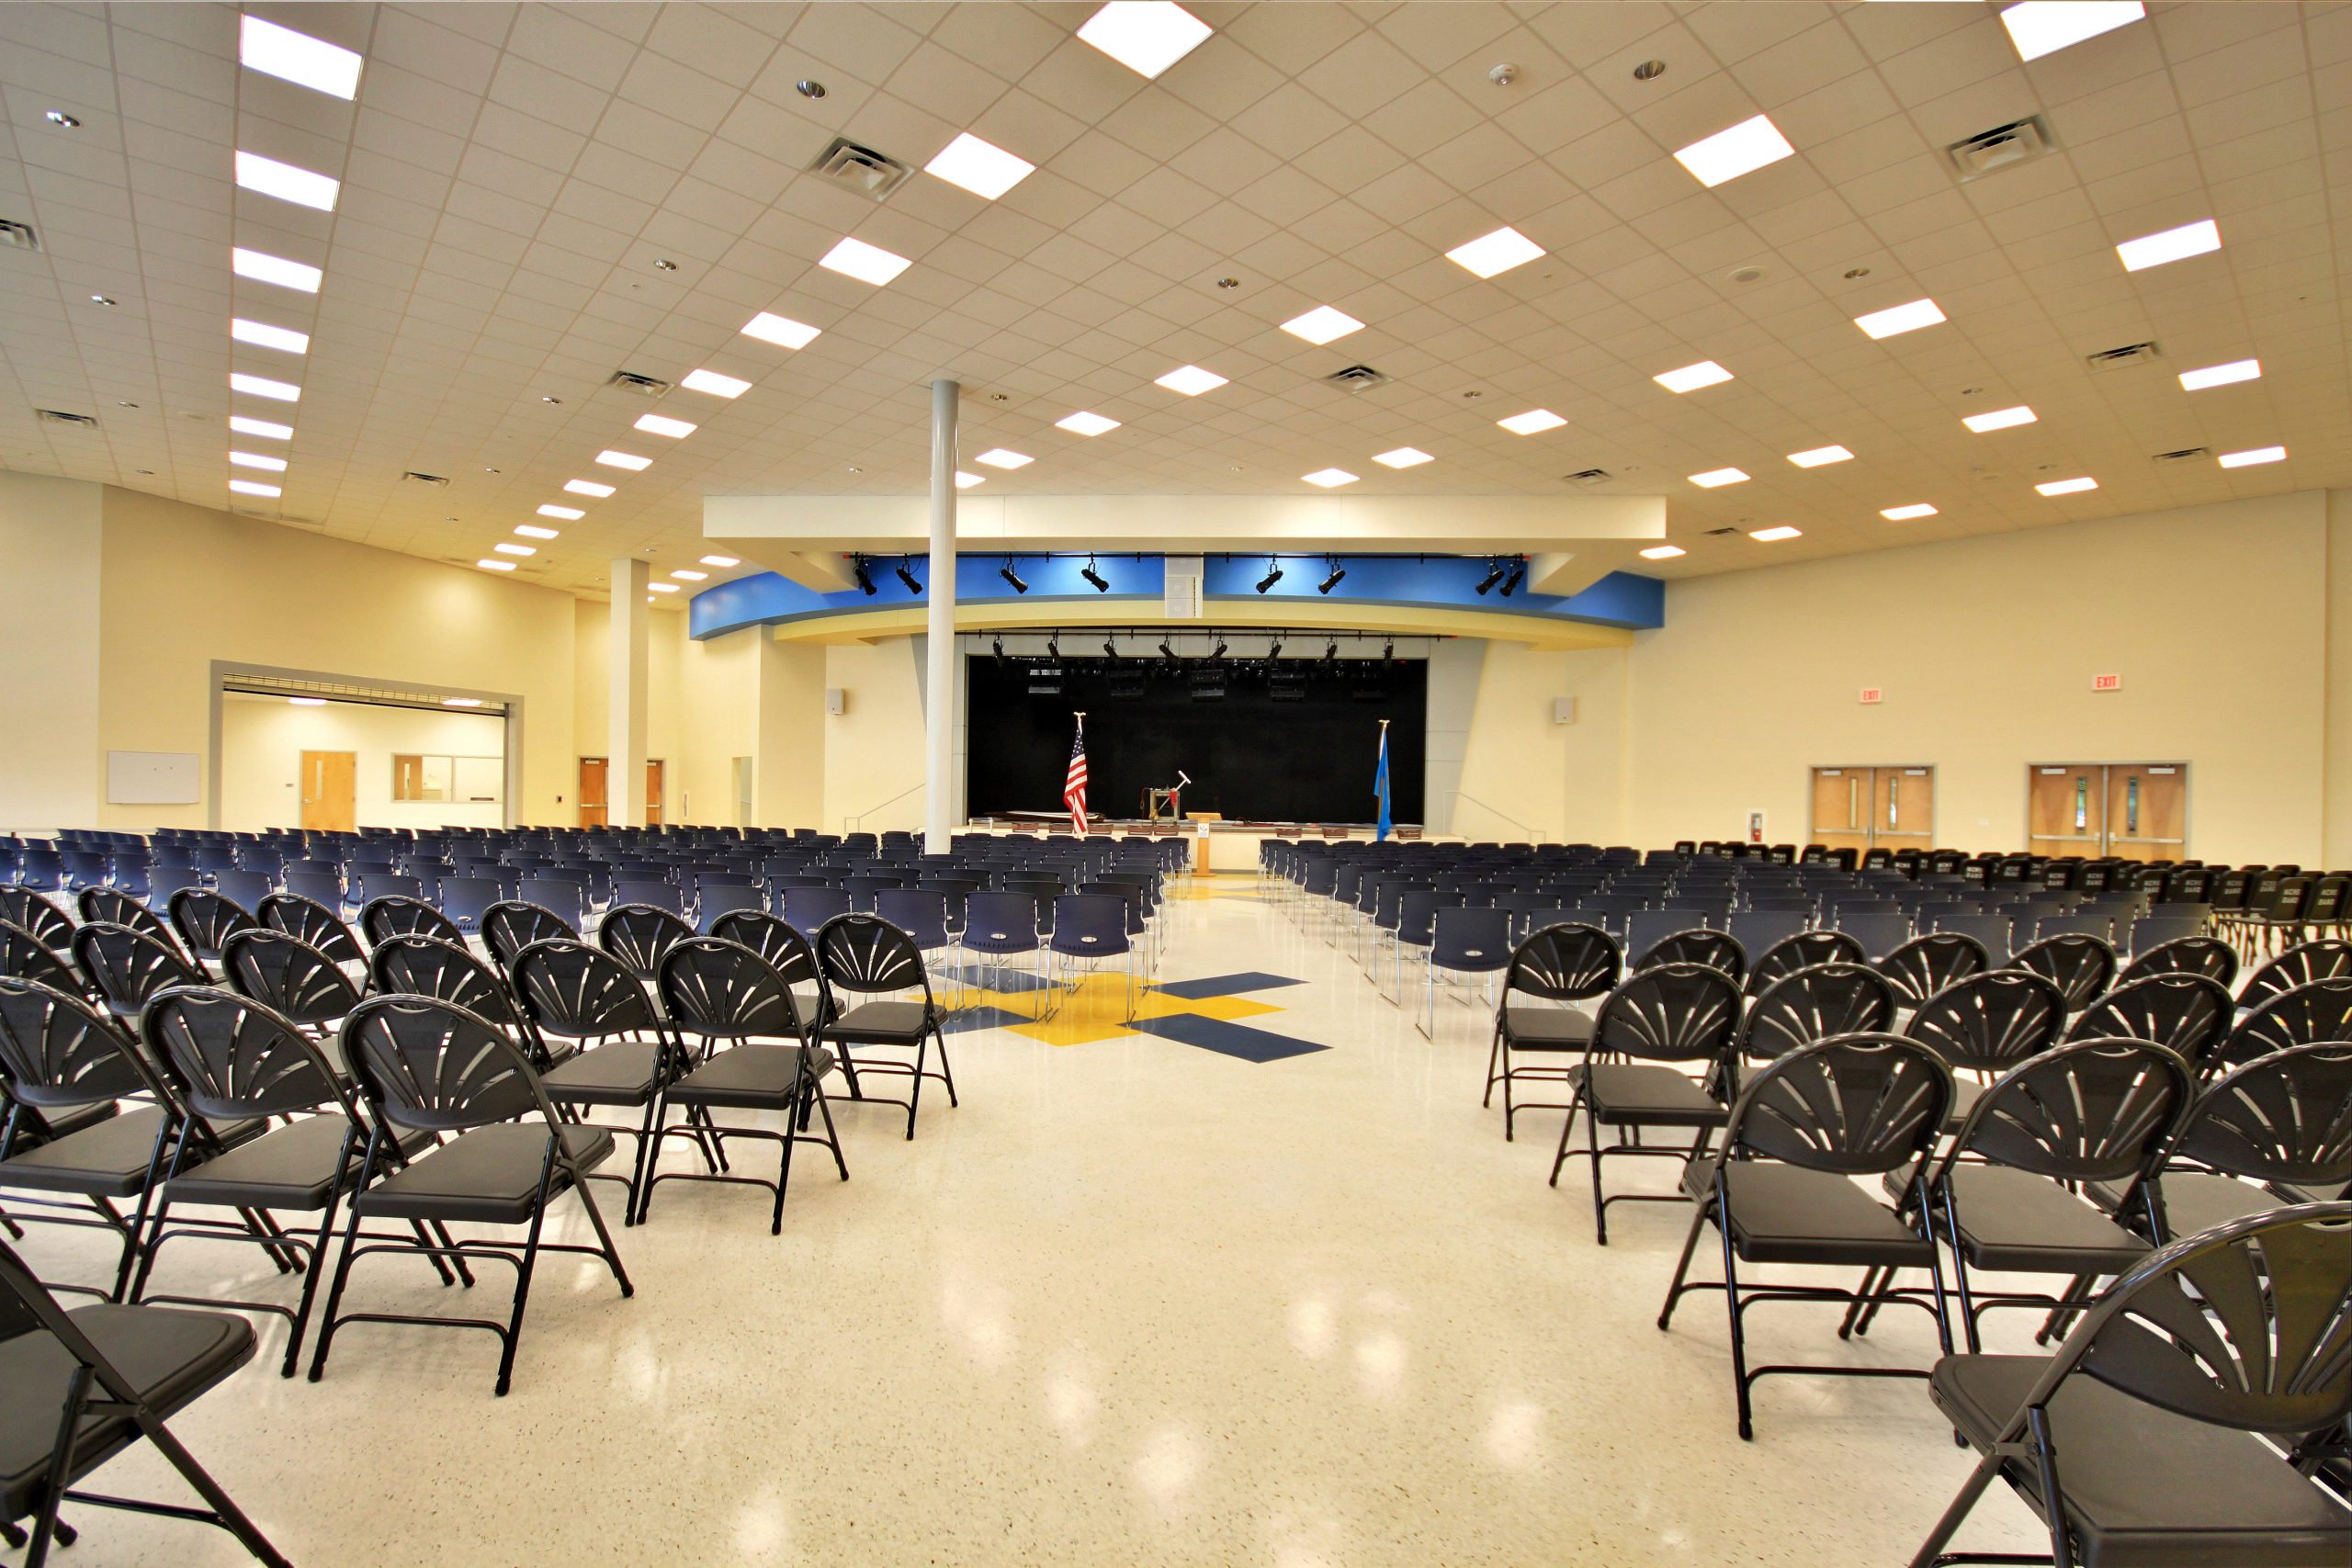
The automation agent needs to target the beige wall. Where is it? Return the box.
[0,473,103,831]
[822,638,927,833]
[219,694,508,832]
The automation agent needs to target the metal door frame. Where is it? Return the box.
[2021,761,2190,857]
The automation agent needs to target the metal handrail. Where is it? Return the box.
[1442,790,1536,838]
[843,780,925,836]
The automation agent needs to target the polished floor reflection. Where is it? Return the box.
[12,886,2048,1565]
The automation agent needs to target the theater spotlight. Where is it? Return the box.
[895,557,922,593]
[1384,639,1396,661]
[1255,556,1284,594]
[1210,639,1228,660]
[1080,555,1110,592]
[1102,637,1118,660]
[1474,558,1506,595]
[853,555,877,596]
[1000,558,1028,593]
[1047,633,1060,658]
[1324,639,1338,661]
[992,637,1006,663]
[1317,558,1346,594]
[1267,637,1283,659]
[1500,558,1526,596]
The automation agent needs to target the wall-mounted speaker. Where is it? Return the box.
[826,687,846,716]
[1552,696,1576,725]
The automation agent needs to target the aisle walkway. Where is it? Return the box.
[13,885,2043,1565]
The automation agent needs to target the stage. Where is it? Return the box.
[964,816,1440,874]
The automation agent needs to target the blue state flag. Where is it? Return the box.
[1374,727,1393,841]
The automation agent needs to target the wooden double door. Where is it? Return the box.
[2028,763,2186,862]
[1810,766,1934,857]
[578,757,665,827]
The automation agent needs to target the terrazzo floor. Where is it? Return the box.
[7,880,2052,1566]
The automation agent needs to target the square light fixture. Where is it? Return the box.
[1655,360,1734,393]
[239,15,362,98]
[1881,503,1938,521]
[1787,445,1854,468]
[2036,476,2098,496]
[229,415,292,440]
[493,542,536,556]
[1444,225,1544,279]
[1301,468,1358,488]
[228,479,281,497]
[476,558,516,571]
[1154,365,1227,396]
[233,150,339,211]
[955,470,984,489]
[230,372,300,402]
[231,317,309,354]
[514,524,560,539]
[231,247,321,292]
[1853,299,1946,339]
[1688,468,1748,488]
[1673,115,1795,187]
[1963,404,2036,433]
[671,569,708,581]
[818,236,912,287]
[2218,446,2285,468]
[1076,2,1213,79]
[1999,1,2144,62]
[537,504,583,520]
[701,555,740,567]
[648,581,680,593]
[924,131,1035,199]
[228,450,287,471]
[2117,219,2220,272]
[1498,409,1566,435]
[1056,411,1120,436]
[595,449,652,470]
[2179,358,2258,391]
[974,447,1032,469]
[1639,545,1686,559]
[633,412,695,439]
[1280,305,1363,344]
[1749,525,1802,542]
[563,479,615,498]
[679,368,751,399]
[741,311,821,349]
[1372,447,1433,468]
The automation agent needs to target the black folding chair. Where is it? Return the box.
[219,927,362,1039]
[1904,970,2068,1129]
[814,915,957,1140]
[1879,931,1990,1006]
[1483,923,1621,1139]
[2063,972,2233,1073]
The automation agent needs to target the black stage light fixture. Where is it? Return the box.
[1255,556,1284,593]
[1267,637,1283,659]
[1324,639,1338,661]
[1000,558,1028,593]
[991,637,1006,663]
[1080,554,1110,592]
[895,557,922,593]
[1210,639,1228,660]
[1047,633,1060,658]
[1474,558,1506,596]
[1499,558,1526,596]
[853,555,876,595]
[1158,640,1177,660]
[1102,638,1118,660]
[1384,638,1396,661]
[1317,558,1346,594]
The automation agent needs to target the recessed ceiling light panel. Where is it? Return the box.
[633,413,695,439]
[1498,409,1566,435]
[1749,525,1801,541]
[818,236,912,287]
[228,479,281,497]
[1639,545,1686,559]
[924,131,1035,199]
[1881,503,1938,521]
[2218,446,2285,468]
[1853,299,1946,339]
[514,524,560,539]
[1076,2,1213,79]
[537,504,583,520]
[1372,447,1432,468]
[955,470,984,489]
[1999,1,2144,62]
[648,582,680,593]
[476,558,516,571]
[671,569,707,581]
[228,450,287,471]
[233,150,339,211]
[2116,219,2220,272]
[2178,359,2259,391]
[1301,468,1358,488]
[1280,305,1364,344]
[563,479,616,498]
[239,16,362,98]
[493,542,535,556]
[228,415,292,440]
[2035,476,2098,495]
[1673,115,1795,187]
[1963,405,2037,433]
[701,555,740,567]
[1654,360,1733,393]
[229,372,300,402]
[231,247,321,293]
[1444,226,1544,279]
[1688,468,1749,488]
[679,368,751,398]
[1055,411,1120,436]
[741,311,821,349]
[1787,445,1853,468]
[1155,365,1227,396]
[595,449,653,470]
[974,447,1032,469]
[230,317,309,355]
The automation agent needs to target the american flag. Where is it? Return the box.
[1063,722,1090,834]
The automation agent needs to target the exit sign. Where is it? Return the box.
[1860,687,1883,705]
[2091,673,2122,692]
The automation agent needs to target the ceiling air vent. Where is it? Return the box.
[1946,116,2056,182]
[1562,468,1611,487]
[1322,365,1390,393]
[401,471,449,487]
[808,137,911,200]
[2153,446,2210,464]
[2086,342,2160,371]
[607,371,672,397]
[0,220,38,251]
[35,409,95,427]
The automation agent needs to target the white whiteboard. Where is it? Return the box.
[107,750,200,805]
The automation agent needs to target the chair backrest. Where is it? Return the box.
[596,903,695,980]
[2172,1043,2352,1189]
[2217,977,2352,1075]
[358,895,464,948]
[0,886,76,952]
[1430,907,1512,971]
[0,919,84,995]
[2005,932,2119,1010]
[815,913,935,999]
[166,886,255,963]
[875,889,953,950]
[657,937,804,1041]
[209,868,272,911]
[1877,931,1989,1004]
[1943,1036,2193,1185]
[339,995,549,1134]
[2238,940,2352,1011]
[1633,927,1744,983]
[69,920,207,1016]
[2065,973,2235,1069]
[1904,968,2068,1076]
[0,975,158,1111]
[219,927,361,1027]
[436,876,503,932]
[1721,1032,1951,1177]
[366,933,523,1030]
[779,886,854,933]
[1833,910,1912,959]
[75,887,175,952]
[960,892,1040,953]
[141,986,352,1123]
[2118,934,2238,987]
[482,900,577,969]
[258,892,364,967]
[693,882,765,934]
[517,876,588,931]
[708,909,821,986]
[1498,922,1620,1000]
[1591,962,1743,1063]
[1737,962,1900,1061]
[1926,910,2015,960]
[509,938,662,1038]
[1744,929,1868,995]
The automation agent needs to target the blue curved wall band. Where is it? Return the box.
[688,554,1663,640]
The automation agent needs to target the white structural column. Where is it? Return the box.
[923,378,959,852]
[610,557,650,827]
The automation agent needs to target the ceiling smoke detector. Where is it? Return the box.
[1946,116,2056,182]
[2086,342,2161,371]
[1323,365,1391,393]
[808,136,912,200]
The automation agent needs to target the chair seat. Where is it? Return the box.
[1681,1158,1935,1267]
[353,1122,613,1224]
[1937,1166,2153,1275]
[829,999,933,1043]
[157,1117,434,1212]
[1930,1353,2352,1568]
[668,1043,834,1111]
[542,1040,666,1107]
[1572,1064,1726,1127]
[0,1303,258,1521]
[2145,1171,2300,1240]
[1499,1004,1596,1052]
[0,1105,172,1197]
